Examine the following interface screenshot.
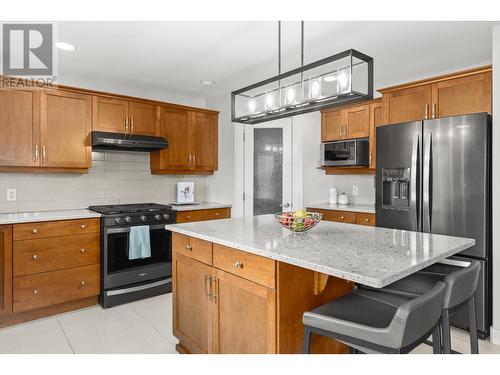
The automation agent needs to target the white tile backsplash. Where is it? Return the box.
[0,151,208,214]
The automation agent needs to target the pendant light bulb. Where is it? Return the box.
[337,69,350,91]
[248,99,257,114]
[310,79,322,99]
[265,93,275,110]
[286,87,296,105]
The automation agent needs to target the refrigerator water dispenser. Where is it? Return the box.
[382,168,410,209]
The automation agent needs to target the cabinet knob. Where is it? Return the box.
[185,245,192,251]
[340,216,345,220]
[187,215,191,219]
[32,229,38,234]
[235,261,243,269]
[365,218,370,222]
[32,254,38,260]
[80,281,86,286]
[80,224,87,229]
[215,213,219,216]
[80,248,86,254]
[33,289,38,295]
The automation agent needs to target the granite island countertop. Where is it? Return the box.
[306,203,375,214]
[0,209,101,225]
[165,214,475,288]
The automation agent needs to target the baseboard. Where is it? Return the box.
[489,326,500,345]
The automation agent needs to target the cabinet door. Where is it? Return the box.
[382,84,432,124]
[128,101,159,136]
[172,253,213,354]
[0,88,39,167]
[369,101,383,169]
[212,268,276,354]
[432,71,491,118]
[345,104,370,139]
[189,111,218,171]
[151,107,190,171]
[92,96,128,133]
[0,225,13,316]
[321,110,343,141]
[40,90,92,169]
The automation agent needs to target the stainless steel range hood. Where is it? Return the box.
[92,131,168,152]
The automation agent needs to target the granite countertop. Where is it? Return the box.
[306,203,375,214]
[169,202,232,212]
[0,209,101,225]
[165,215,474,288]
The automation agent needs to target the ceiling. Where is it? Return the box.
[57,21,498,100]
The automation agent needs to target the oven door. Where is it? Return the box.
[103,224,172,289]
[321,140,356,166]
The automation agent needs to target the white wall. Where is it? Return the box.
[490,26,500,345]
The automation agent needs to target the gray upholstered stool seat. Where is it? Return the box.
[369,259,481,354]
[302,282,446,354]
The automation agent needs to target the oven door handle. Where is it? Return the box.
[105,224,167,234]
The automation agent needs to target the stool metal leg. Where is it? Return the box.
[441,310,452,354]
[468,295,479,354]
[432,322,442,354]
[303,327,312,354]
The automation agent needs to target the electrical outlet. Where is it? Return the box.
[7,189,16,201]
[352,186,359,196]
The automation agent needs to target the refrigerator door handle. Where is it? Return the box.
[410,133,420,231]
[423,132,432,233]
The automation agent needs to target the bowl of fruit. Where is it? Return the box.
[274,210,323,234]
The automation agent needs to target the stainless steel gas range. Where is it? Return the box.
[88,203,176,308]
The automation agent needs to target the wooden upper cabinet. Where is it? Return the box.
[380,66,492,125]
[432,71,491,118]
[212,268,276,354]
[173,253,213,354]
[128,101,159,136]
[321,110,343,142]
[40,90,92,169]
[189,111,218,171]
[92,96,128,133]
[382,84,432,125]
[0,88,39,167]
[344,105,370,139]
[151,107,190,171]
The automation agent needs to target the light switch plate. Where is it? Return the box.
[352,186,359,196]
[7,188,16,201]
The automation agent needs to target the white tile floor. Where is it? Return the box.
[0,292,499,354]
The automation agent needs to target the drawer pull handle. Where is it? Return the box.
[364,218,370,222]
[80,281,86,286]
[80,248,86,254]
[185,245,192,251]
[80,224,87,229]
[215,213,219,216]
[32,229,38,234]
[187,215,191,219]
[340,216,345,220]
[33,289,38,295]
[235,261,243,269]
[32,254,38,260]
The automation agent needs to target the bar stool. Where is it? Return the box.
[302,282,446,354]
[368,259,481,354]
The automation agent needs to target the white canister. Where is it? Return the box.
[328,188,338,204]
[338,192,349,205]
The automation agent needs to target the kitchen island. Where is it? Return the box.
[166,215,475,354]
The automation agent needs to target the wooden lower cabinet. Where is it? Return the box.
[176,207,231,223]
[307,208,375,227]
[172,232,354,354]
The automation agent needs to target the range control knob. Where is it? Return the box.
[155,214,161,220]
[124,216,132,223]
[114,217,121,224]
[163,214,170,220]
[140,215,147,221]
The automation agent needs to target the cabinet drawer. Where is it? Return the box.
[355,213,376,227]
[13,218,100,241]
[173,233,212,265]
[13,233,100,277]
[13,264,100,313]
[201,208,230,221]
[176,210,203,223]
[213,244,275,289]
[328,211,356,224]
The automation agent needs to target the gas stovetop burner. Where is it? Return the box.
[88,203,173,215]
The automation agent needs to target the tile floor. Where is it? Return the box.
[0,292,499,354]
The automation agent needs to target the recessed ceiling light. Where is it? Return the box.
[55,42,76,51]
[200,80,215,86]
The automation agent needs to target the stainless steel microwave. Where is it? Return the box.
[320,138,370,167]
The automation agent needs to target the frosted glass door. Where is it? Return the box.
[244,119,292,217]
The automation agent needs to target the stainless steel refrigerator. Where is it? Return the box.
[376,112,491,338]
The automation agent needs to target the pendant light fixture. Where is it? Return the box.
[231,21,373,125]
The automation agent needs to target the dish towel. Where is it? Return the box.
[128,225,151,260]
